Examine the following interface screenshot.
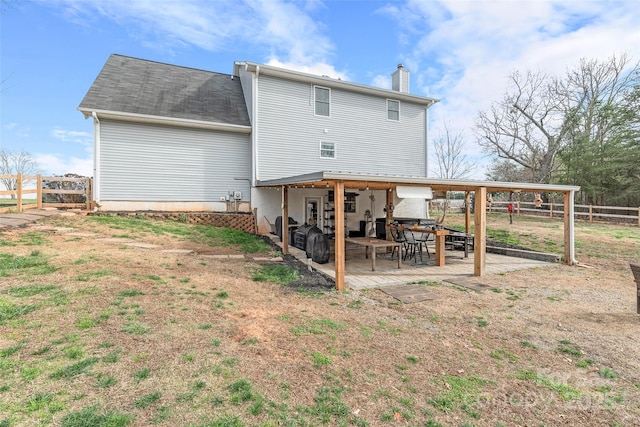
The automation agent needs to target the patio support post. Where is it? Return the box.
[464,191,471,234]
[563,190,575,265]
[474,187,487,276]
[334,181,346,291]
[386,187,394,240]
[281,185,289,254]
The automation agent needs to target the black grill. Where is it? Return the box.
[293,224,329,264]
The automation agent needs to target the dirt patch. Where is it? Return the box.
[1,213,639,427]
[258,234,335,291]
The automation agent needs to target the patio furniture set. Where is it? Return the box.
[267,215,474,272]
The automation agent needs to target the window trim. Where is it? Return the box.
[387,99,400,121]
[314,85,331,117]
[320,140,336,159]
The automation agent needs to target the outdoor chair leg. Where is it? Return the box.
[421,241,431,259]
[391,246,399,260]
[402,243,411,261]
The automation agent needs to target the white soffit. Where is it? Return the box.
[396,186,433,199]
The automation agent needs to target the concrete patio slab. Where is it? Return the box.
[267,234,553,290]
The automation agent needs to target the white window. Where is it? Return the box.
[315,86,330,116]
[387,99,400,121]
[320,141,335,159]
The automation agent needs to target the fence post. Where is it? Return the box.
[85,177,92,210]
[589,205,593,223]
[549,202,553,218]
[516,201,520,216]
[37,174,43,209]
[638,207,640,228]
[17,173,23,212]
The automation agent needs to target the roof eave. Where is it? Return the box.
[78,108,252,134]
[256,171,580,193]
[235,61,440,107]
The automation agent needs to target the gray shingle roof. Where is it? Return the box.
[78,54,250,126]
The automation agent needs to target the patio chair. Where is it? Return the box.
[403,229,424,263]
[389,225,406,260]
[415,231,432,259]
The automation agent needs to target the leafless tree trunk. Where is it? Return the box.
[433,121,478,180]
[432,122,477,223]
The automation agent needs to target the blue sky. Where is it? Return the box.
[1,0,639,178]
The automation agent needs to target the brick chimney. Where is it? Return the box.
[391,64,409,93]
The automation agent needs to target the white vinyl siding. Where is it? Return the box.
[320,141,335,159]
[256,75,427,181]
[387,99,400,121]
[314,86,330,116]
[98,120,251,201]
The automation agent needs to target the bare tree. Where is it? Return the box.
[432,121,478,179]
[475,54,638,185]
[0,149,41,199]
[485,158,533,182]
[431,122,478,223]
[475,70,570,184]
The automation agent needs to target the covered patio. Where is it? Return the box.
[274,238,552,290]
[258,171,580,291]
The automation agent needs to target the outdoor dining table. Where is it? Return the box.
[344,237,402,271]
[400,226,450,266]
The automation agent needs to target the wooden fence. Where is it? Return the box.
[2,172,638,227]
[0,173,92,213]
[488,200,640,227]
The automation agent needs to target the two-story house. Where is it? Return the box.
[78,54,439,235]
[79,55,580,288]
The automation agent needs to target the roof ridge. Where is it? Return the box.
[110,53,235,77]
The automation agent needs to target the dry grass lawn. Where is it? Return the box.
[0,212,639,427]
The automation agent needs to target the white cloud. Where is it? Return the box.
[38,128,93,176]
[380,0,640,178]
[50,128,92,146]
[370,74,391,90]
[3,122,30,139]
[57,0,336,68]
[266,59,349,81]
[35,153,93,177]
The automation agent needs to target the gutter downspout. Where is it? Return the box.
[254,65,260,186]
[424,104,431,218]
[424,105,429,177]
[91,112,101,206]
